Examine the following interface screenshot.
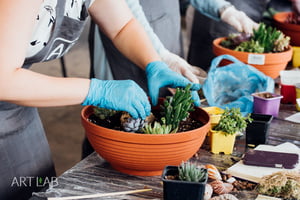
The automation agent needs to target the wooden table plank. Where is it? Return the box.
[30,103,300,200]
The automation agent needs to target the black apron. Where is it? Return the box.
[0,0,90,199]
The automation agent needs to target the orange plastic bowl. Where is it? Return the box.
[213,37,293,79]
[81,100,210,176]
[273,12,300,46]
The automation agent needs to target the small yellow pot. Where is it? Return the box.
[292,46,300,68]
[202,107,224,127]
[209,129,236,155]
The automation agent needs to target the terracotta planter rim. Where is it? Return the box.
[273,12,300,31]
[81,105,211,144]
[213,37,293,62]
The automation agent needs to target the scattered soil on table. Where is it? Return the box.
[221,174,257,191]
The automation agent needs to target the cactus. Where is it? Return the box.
[178,161,207,182]
[142,118,173,134]
[161,84,194,133]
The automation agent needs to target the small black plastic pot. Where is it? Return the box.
[161,166,208,200]
[246,113,273,148]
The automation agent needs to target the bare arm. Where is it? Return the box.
[1,0,161,107]
[88,0,161,69]
[0,0,91,107]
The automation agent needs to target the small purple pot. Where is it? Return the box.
[252,92,283,117]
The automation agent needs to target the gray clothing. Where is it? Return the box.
[0,0,91,199]
[187,0,292,71]
[91,0,182,96]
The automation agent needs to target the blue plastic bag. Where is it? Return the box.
[202,54,274,115]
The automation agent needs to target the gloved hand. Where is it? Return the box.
[82,79,151,119]
[145,61,201,106]
[220,5,259,33]
[160,50,207,84]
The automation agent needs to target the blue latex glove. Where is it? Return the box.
[145,61,201,106]
[82,79,151,119]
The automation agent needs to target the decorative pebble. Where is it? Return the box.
[226,177,236,184]
[204,184,213,200]
[210,194,239,200]
[210,180,233,195]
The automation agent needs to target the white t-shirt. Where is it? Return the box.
[26,0,93,58]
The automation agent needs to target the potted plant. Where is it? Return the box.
[245,113,273,148]
[162,161,208,200]
[273,11,300,67]
[213,23,293,79]
[273,11,300,46]
[81,85,211,176]
[209,108,252,154]
[252,91,283,117]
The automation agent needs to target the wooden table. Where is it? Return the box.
[30,104,300,200]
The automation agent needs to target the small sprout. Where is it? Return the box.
[213,108,252,135]
[142,118,173,134]
[179,161,207,182]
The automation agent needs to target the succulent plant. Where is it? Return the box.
[252,23,290,53]
[234,40,264,53]
[213,108,252,135]
[93,107,119,120]
[178,161,207,182]
[142,118,173,134]
[161,84,194,133]
[120,112,155,132]
[221,23,290,53]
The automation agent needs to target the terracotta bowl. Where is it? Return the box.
[273,12,300,46]
[81,101,210,176]
[213,37,293,79]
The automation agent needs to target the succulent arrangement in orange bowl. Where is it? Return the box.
[81,85,211,176]
[273,11,300,46]
[213,23,292,79]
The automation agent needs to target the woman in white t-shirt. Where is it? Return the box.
[0,0,201,199]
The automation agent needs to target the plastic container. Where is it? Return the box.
[296,83,300,111]
[280,70,300,104]
[280,70,300,85]
[245,113,273,148]
[202,107,224,126]
[209,130,236,155]
[280,84,296,104]
[162,166,207,200]
[252,92,283,117]
[292,46,300,68]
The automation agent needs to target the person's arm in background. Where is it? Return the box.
[0,0,198,120]
[0,0,91,107]
[125,0,203,84]
[189,0,259,33]
[89,0,201,107]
